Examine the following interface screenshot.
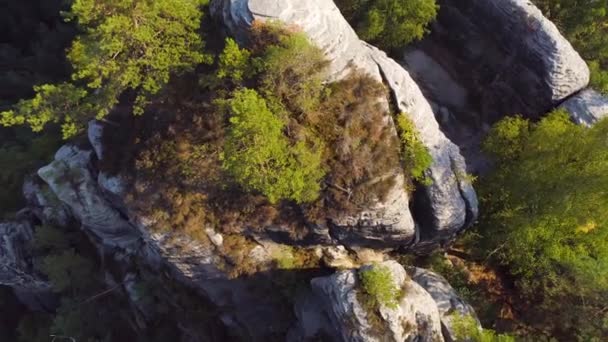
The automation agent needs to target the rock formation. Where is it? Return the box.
[212,0,478,250]
[1,0,600,340]
[300,261,446,341]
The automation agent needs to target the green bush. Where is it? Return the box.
[451,313,515,342]
[255,27,329,114]
[358,264,401,309]
[335,0,438,50]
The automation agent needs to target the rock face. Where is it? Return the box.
[561,89,608,126]
[405,0,589,123]
[211,0,478,247]
[403,0,589,173]
[411,267,478,341]
[309,260,444,342]
[37,145,142,249]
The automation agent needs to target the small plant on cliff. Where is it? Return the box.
[359,264,401,309]
[396,114,433,187]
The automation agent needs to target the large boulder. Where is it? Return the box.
[211,0,478,247]
[309,260,444,341]
[560,89,608,126]
[404,0,589,123]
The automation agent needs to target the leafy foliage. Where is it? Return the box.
[533,0,608,93]
[335,0,438,50]
[215,38,252,85]
[1,0,210,137]
[396,114,432,187]
[222,88,325,204]
[359,264,401,309]
[451,313,515,342]
[480,110,608,338]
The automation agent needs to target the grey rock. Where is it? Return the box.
[0,221,49,291]
[310,260,444,342]
[212,0,478,246]
[88,120,105,160]
[37,145,140,248]
[402,0,589,176]
[561,89,608,126]
[405,0,588,123]
[410,267,478,341]
[23,177,71,227]
[287,288,338,342]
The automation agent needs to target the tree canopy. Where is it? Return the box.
[480,110,608,338]
[221,88,324,204]
[1,0,209,138]
[335,0,438,50]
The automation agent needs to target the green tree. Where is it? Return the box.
[41,250,96,293]
[216,38,252,84]
[1,0,210,138]
[335,0,438,50]
[533,0,608,93]
[480,110,608,338]
[221,88,324,204]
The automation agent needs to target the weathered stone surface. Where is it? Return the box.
[411,267,478,341]
[402,0,589,176]
[310,260,444,342]
[211,0,478,246]
[23,176,71,227]
[561,89,608,126]
[37,145,141,248]
[405,0,589,123]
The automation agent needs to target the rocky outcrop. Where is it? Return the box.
[403,0,589,173]
[411,267,478,341]
[37,145,142,249]
[561,89,608,126]
[308,260,444,341]
[211,0,478,247]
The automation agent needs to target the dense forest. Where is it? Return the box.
[1,0,607,341]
